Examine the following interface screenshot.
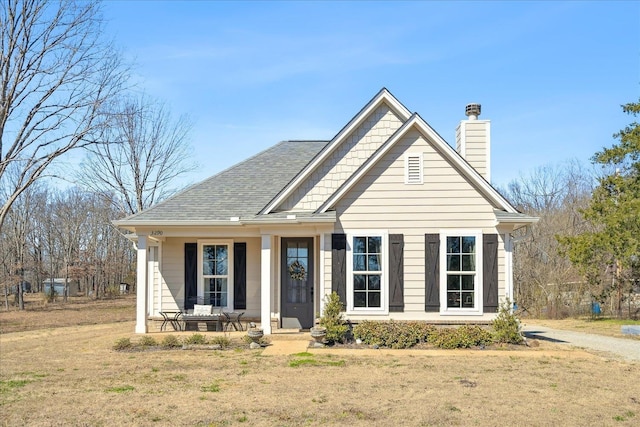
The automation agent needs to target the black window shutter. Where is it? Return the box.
[331,233,347,308]
[425,234,440,312]
[389,234,404,312]
[483,234,499,313]
[234,242,247,310]
[184,243,197,310]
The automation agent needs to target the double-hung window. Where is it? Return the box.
[440,232,482,313]
[199,241,233,309]
[347,231,388,314]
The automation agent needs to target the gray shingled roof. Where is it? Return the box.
[119,140,329,223]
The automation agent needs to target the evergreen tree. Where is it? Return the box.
[558,100,640,317]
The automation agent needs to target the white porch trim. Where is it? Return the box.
[504,233,514,305]
[135,235,148,334]
[260,234,272,334]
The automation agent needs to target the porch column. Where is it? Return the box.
[135,235,148,334]
[260,234,272,334]
[504,233,513,307]
[318,233,326,317]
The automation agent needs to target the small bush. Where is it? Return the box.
[113,337,133,351]
[492,299,524,344]
[353,320,436,349]
[210,335,231,348]
[353,321,436,349]
[319,292,349,344]
[139,336,157,347]
[161,335,181,348]
[427,325,493,349]
[183,333,207,345]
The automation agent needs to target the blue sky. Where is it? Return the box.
[102,1,639,189]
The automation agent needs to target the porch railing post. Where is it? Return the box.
[261,234,272,334]
[135,235,148,334]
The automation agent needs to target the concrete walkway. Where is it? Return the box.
[523,324,640,362]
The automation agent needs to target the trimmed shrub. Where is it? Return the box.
[319,292,348,344]
[492,299,524,344]
[427,325,493,349]
[353,320,436,349]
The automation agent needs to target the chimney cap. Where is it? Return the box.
[465,103,481,119]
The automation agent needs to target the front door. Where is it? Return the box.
[281,238,314,329]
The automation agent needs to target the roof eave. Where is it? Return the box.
[112,213,336,230]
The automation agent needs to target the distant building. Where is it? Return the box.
[43,278,80,297]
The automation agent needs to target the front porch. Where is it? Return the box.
[134,228,332,335]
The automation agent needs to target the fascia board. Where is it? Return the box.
[411,116,518,213]
[259,88,411,215]
[317,114,519,214]
[112,213,336,230]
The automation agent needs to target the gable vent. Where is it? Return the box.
[405,154,423,184]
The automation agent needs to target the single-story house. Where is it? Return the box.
[114,88,538,334]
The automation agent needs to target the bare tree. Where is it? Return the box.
[0,163,44,309]
[78,94,195,215]
[0,0,127,230]
[502,160,595,317]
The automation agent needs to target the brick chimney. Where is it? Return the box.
[456,103,491,181]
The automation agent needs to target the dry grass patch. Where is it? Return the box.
[1,299,639,425]
[1,321,639,426]
[524,317,640,340]
[0,294,135,333]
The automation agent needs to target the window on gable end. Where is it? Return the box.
[405,153,423,184]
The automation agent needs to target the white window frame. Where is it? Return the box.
[197,240,234,311]
[346,230,388,315]
[405,153,423,184]
[439,230,483,315]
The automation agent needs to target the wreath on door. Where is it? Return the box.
[288,260,306,281]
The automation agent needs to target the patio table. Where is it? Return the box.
[159,311,183,331]
[223,312,244,331]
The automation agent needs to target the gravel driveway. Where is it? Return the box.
[523,324,640,361]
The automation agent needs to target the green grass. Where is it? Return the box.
[593,318,640,325]
[105,385,135,393]
[201,382,221,392]
[289,354,346,368]
[0,379,31,394]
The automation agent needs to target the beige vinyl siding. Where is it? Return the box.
[280,103,404,212]
[243,237,262,317]
[158,237,189,313]
[333,127,504,319]
[150,246,160,315]
[154,237,262,318]
[456,120,489,180]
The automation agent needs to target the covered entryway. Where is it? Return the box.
[280,237,314,329]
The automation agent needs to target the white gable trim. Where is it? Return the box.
[317,114,519,214]
[259,88,411,215]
